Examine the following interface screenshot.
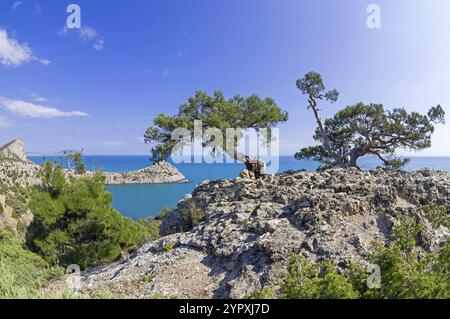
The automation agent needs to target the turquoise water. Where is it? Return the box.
[29,156,450,220]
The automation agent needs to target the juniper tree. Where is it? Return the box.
[295,71,446,170]
[63,150,86,175]
[144,90,288,174]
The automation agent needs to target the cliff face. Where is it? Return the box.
[0,139,27,162]
[78,168,450,299]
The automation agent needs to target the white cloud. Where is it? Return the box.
[93,39,104,51]
[0,97,88,119]
[0,28,50,67]
[0,116,12,128]
[31,93,49,103]
[11,1,22,12]
[79,27,98,40]
[37,58,51,66]
[58,26,105,51]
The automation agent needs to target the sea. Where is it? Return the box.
[29,155,450,220]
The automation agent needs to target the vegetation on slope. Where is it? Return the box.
[252,213,450,299]
[26,161,149,269]
[0,229,62,299]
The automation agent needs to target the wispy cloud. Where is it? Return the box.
[58,26,105,51]
[11,1,22,13]
[162,69,169,77]
[93,39,104,51]
[0,116,12,128]
[177,49,189,57]
[0,28,50,67]
[0,97,88,119]
[31,93,49,103]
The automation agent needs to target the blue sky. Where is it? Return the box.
[0,0,449,156]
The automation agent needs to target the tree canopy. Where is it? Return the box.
[27,162,147,269]
[144,90,288,163]
[295,71,446,170]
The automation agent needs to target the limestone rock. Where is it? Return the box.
[72,168,450,299]
[0,139,27,162]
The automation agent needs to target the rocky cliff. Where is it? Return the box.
[0,139,27,162]
[77,168,450,299]
[104,161,187,184]
[0,139,186,187]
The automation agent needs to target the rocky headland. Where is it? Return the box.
[0,139,187,188]
[75,167,449,299]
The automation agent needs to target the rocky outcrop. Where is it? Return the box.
[0,193,33,236]
[0,139,186,187]
[76,168,450,299]
[0,139,28,162]
[104,161,187,185]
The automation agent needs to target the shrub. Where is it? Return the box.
[142,274,156,283]
[138,217,160,244]
[181,203,206,231]
[279,214,450,299]
[0,230,62,299]
[27,162,148,269]
[280,256,359,299]
[250,288,275,299]
[155,208,171,220]
[162,243,174,252]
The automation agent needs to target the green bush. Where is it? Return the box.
[162,242,174,252]
[27,162,148,269]
[0,230,62,299]
[155,208,171,220]
[278,213,450,299]
[250,288,275,299]
[138,217,160,244]
[280,256,359,299]
[142,273,156,282]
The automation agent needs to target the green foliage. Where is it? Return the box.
[142,273,156,283]
[94,290,115,299]
[0,230,62,299]
[280,256,359,299]
[155,208,172,220]
[368,216,450,299]
[279,214,450,299]
[64,151,87,175]
[0,201,3,214]
[162,242,174,252]
[185,204,206,228]
[138,217,161,244]
[144,90,288,163]
[421,205,449,229]
[27,162,148,269]
[296,71,446,170]
[39,161,66,197]
[250,288,275,299]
